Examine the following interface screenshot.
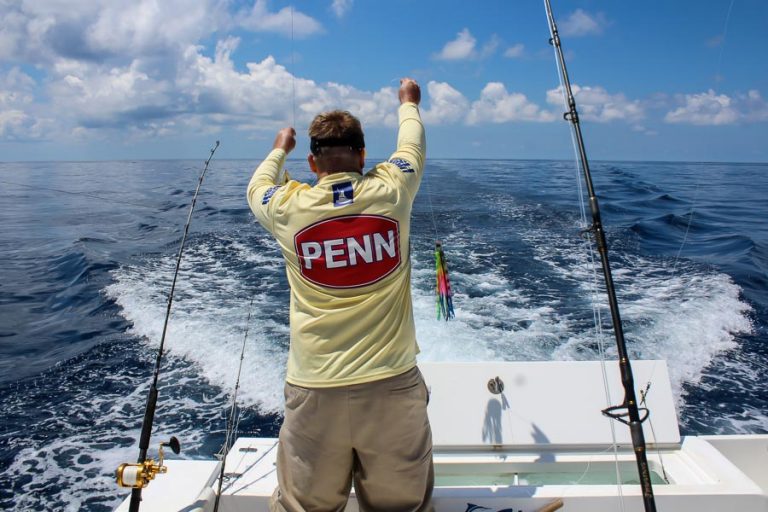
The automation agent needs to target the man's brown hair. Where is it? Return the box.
[309,110,365,155]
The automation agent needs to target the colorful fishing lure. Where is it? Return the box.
[434,241,455,320]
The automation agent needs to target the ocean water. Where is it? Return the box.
[0,158,766,510]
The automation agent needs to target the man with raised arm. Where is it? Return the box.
[247,78,432,511]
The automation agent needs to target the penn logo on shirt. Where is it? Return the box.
[332,181,354,207]
[261,185,281,205]
[389,157,414,173]
[293,215,401,288]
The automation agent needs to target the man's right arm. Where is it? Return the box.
[385,79,426,195]
[246,127,296,233]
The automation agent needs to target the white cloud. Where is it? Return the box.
[559,9,607,37]
[176,38,401,130]
[422,81,469,125]
[331,0,353,18]
[479,35,500,59]
[0,0,321,68]
[743,90,768,122]
[238,0,323,38]
[664,90,739,125]
[0,67,35,106]
[435,28,477,60]
[0,1,329,141]
[434,29,500,61]
[664,89,768,125]
[504,44,524,59]
[467,82,554,124]
[546,84,644,123]
[0,67,53,140]
[0,0,226,66]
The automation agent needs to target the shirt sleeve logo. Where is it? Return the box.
[294,215,401,288]
[388,157,414,173]
[261,185,281,205]
[332,181,354,207]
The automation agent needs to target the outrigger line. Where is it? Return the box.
[543,1,658,511]
[435,241,455,320]
[117,140,220,512]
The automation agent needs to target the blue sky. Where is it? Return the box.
[1,0,767,162]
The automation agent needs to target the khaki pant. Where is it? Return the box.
[270,366,434,512]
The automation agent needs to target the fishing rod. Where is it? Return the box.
[212,292,255,512]
[542,2,658,511]
[115,140,220,512]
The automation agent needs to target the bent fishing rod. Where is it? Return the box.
[543,1,658,511]
[115,140,220,512]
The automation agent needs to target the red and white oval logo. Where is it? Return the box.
[293,215,401,288]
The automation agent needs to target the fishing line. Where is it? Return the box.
[213,291,256,512]
[545,11,626,510]
[715,0,737,84]
[423,171,440,240]
[639,382,670,483]
[0,179,161,210]
[290,5,297,127]
[674,0,736,270]
[422,165,455,320]
[395,79,453,320]
[213,10,299,503]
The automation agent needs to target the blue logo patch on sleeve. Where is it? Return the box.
[389,158,414,173]
[261,185,281,205]
[332,181,354,207]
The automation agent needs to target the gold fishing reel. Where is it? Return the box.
[116,437,181,489]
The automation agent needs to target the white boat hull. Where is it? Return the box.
[116,361,768,512]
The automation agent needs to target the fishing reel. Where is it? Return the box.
[116,437,181,489]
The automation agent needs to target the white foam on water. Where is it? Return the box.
[2,356,225,511]
[524,222,754,408]
[411,235,576,363]
[106,232,289,415]
[106,217,755,434]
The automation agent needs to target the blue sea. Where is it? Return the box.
[1,158,766,511]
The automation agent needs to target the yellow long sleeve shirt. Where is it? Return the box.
[247,103,426,387]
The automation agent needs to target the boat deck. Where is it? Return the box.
[116,361,768,512]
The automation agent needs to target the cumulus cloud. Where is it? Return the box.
[664,90,739,125]
[0,1,321,67]
[421,81,469,125]
[435,28,476,60]
[238,0,323,38]
[503,44,525,58]
[0,0,227,66]
[559,9,608,37]
[664,89,768,125]
[331,0,353,18]
[0,67,53,140]
[434,29,498,61]
[546,84,644,123]
[742,90,768,122]
[0,0,330,141]
[467,82,554,124]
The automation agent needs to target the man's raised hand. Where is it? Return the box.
[273,127,297,153]
[399,78,421,105]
